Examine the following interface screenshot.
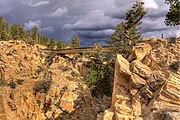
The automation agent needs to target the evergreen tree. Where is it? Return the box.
[10,24,25,40]
[41,36,49,45]
[1,31,8,41]
[31,26,40,43]
[56,40,66,50]
[85,52,111,97]
[24,31,32,43]
[26,31,31,38]
[165,0,179,26]
[72,36,80,48]
[10,24,17,39]
[18,25,25,39]
[0,17,9,41]
[107,1,147,58]
[48,38,57,49]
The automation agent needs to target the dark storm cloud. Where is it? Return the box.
[63,10,120,31]
[142,17,169,33]
[0,0,179,47]
[77,29,114,39]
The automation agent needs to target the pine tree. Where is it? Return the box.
[39,36,49,45]
[165,0,179,26]
[48,38,57,49]
[31,26,40,43]
[0,17,9,41]
[10,24,25,40]
[10,24,17,39]
[56,40,66,50]
[1,31,8,41]
[18,25,25,39]
[107,1,147,58]
[72,36,80,48]
[41,36,49,45]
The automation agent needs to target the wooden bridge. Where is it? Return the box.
[40,47,110,55]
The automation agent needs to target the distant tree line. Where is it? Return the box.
[0,16,80,50]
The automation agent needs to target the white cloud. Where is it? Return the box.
[47,7,68,17]
[176,27,180,37]
[142,28,179,38]
[41,26,54,33]
[24,20,42,31]
[24,20,54,34]
[143,0,159,9]
[142,17,169,32]
[27,0,50,7]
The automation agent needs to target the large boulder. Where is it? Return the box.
[116,54,131,76]
[130,73,146,89]
[131,43,152,61]
[130,60,152,79]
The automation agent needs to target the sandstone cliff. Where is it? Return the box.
[101,38,180,120]
[0,40,96,120]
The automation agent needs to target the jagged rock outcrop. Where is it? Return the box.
[0,40,96,120]
[102,38,180,120]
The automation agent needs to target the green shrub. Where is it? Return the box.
[66,76,73,81]
[59,65,72,72]
[170,61,180,72]
[0,81,6,87]
[8,81,17,89]
[14,35,20,40]
[45,52,56,66]
[71,71,79,78]
[34,80,51,93]
[85,53,112,97]
[168,37,177,44]
[16,79,24,85]
[28,40,35,46]
[159,60,167,68]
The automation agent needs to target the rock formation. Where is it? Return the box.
[0,40,96,120]
[102,38,180,120]
[0,38,179,120]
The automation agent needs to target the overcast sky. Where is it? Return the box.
[0,0,179,46]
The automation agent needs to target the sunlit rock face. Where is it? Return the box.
[102,38,180,120]
[0,40,96,120]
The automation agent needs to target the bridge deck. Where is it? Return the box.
[40,47,110,55]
